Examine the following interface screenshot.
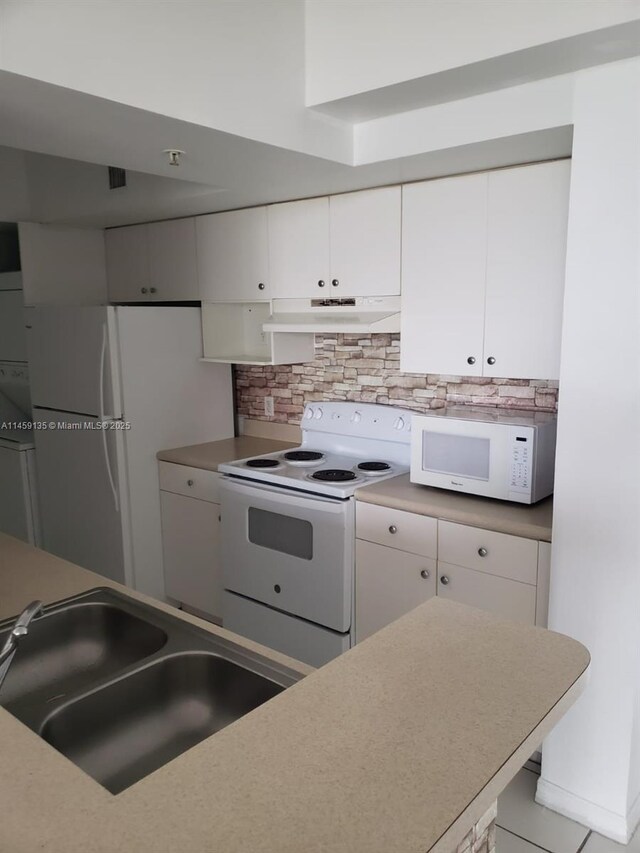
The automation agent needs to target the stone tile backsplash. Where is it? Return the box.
[234,334,559,425]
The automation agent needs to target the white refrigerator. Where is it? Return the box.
[26,305,234,598]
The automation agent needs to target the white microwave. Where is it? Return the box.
[410,407,557,504]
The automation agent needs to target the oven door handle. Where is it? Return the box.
[220,476,348,511]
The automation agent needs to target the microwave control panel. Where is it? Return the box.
[509,427,534,495]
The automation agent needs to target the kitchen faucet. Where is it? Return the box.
[0,601,43,693]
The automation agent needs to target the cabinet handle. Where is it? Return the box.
[150,287,157,294]
[420,569,430,580]
[467,356,476,365]
[331,279,339,287]
[440,575,450,585]
[218,514,221,522]
[388,525,397,534]
[478,547,488,557]
[318,280,325,288]
[258,282,265,291]
[487,357,496,365]
[187,479,194,487]
[141,287,148,294]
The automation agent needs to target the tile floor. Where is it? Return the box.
[497,762,639,853]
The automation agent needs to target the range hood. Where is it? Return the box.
[262,296,400,334]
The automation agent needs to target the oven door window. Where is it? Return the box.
[248,507,313,560]
[422,432,490,481]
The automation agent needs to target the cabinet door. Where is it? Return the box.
[329,186,401,297]
[400,174,488,375]
[355,539,436,643]
[437,561,536,625]
[160,490,222,620]
[148,218,199,301]
[196,207,269,302]
[269,197,330,298]
[484,160,570,380]
[105,224,150,302]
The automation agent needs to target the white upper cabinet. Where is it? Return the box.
[400,161,570,380]
[147,218,199,301]
[269,186,401,300]
[483,160,570,380]
[268,197,330,298]
[329,186,401,297]
[105,224,150,302]
[401,173,488,376]
[106,219,198,302]
[197,207,270,302]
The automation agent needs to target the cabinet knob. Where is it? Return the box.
[187,479,194,487]
[478,547,488,557]
[487,357,496,365]
[388,525,397,534]
[258,282,265,291]
[420,569,430,580]
[440,575,450,585]
[150,287,157,294]
[331,279,339,287]
[141,287,148,294]
[318,280,325,288]
[466,356,476,365]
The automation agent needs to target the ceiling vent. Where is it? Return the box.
[108,166,127,189]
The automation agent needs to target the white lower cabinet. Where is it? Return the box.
[355,539,436,643]
[159,463,222,621]
[436,561,537,625]
[355,502,550,641]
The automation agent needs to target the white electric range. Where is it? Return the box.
[219,402,412,667]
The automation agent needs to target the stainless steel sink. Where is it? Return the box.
[41,652,284,794]
[0,603,168,714]
[0,588,301,793]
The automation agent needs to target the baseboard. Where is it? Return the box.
[536,777,640,843]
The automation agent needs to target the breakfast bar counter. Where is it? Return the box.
[0,533,588,853]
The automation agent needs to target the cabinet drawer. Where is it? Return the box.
[158,462,220,503]
[355,540,436,643]
[356,503,437,557]
[438,520,538,585]
[437,562,537,626]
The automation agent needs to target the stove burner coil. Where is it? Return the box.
[284,450,324,462]
[311,469,357,482]
[357,461,392,472]
[245,458,281,468]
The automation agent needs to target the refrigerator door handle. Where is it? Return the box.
[99,323,120,513]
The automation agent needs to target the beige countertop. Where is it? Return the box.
[357,474,553,541]
[156,436,297,472]
[0,534,588,853]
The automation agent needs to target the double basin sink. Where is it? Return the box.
[0,588,301,794]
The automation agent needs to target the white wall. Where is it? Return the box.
[0,0,350,162]
[18,223,108,306]
[305,0,640,105]
[536,58,640,842]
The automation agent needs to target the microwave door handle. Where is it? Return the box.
[99,323,120,513]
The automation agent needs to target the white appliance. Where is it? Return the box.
[263,296,401,334]
[410,407,557,504]
[219,402,412,667]
[0,429,40,545]
[26,305,234,596]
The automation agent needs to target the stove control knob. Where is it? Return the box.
[304,408,314,420]
[314,407,323,420]
[393,417,405,430]
[351,411,362,424]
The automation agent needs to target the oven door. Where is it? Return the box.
[220,477,353,632]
